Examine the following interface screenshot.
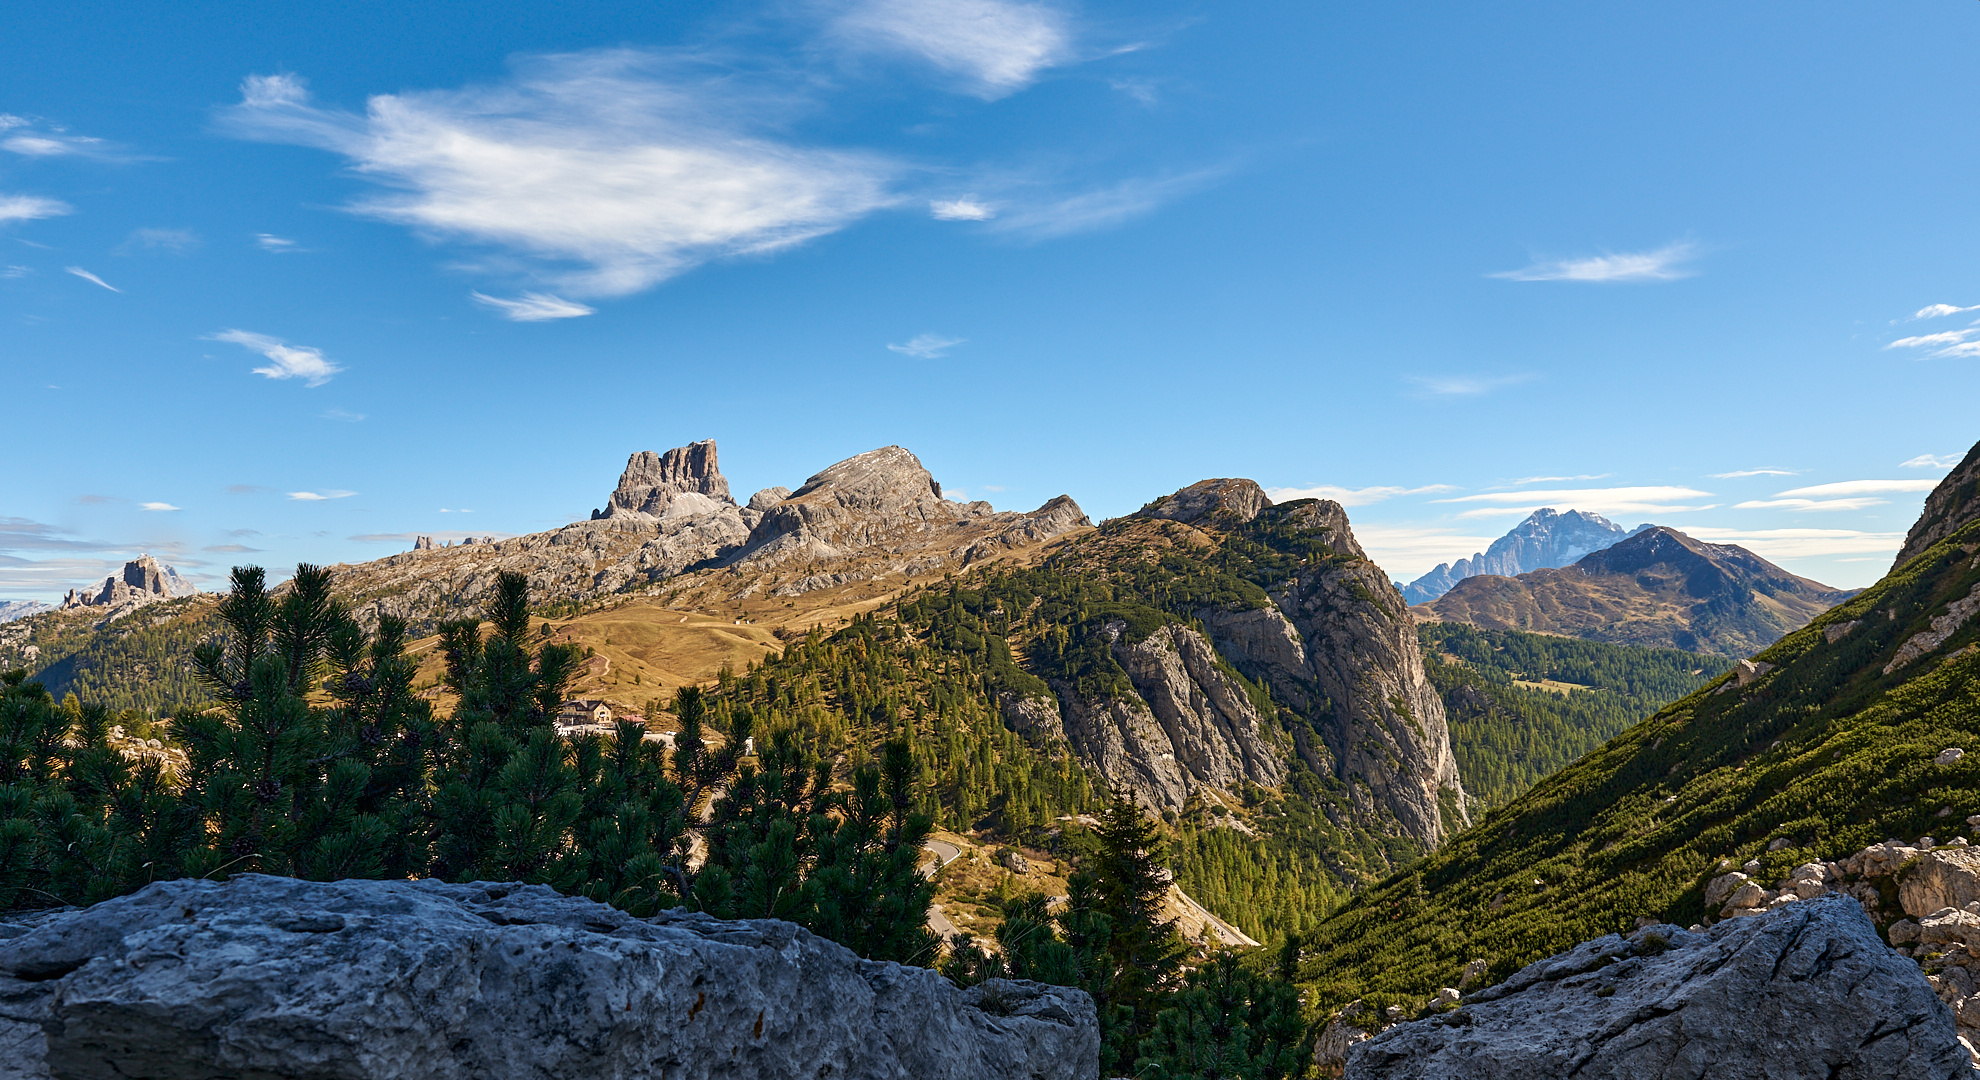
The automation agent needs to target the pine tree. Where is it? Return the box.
[1134,951,1311,1080]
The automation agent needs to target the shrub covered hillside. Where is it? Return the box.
[1295,510,1980,1014]
[1422,623,1731,809]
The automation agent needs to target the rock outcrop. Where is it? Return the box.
[1423,526,1857,657]
[57,555,196,623]
[1345,894,1965,1079]
[1702,831,1980,1064]
[0,874,1098,1080]
[1202,498,1468,844]
[1401,508,1648,605]
[1137,478,1271,526]
[1897,440,1980,571]
[1058,623,1284,812]
[593,440,733,520]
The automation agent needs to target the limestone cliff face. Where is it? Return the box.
[1186,497,1468,844]
[1896,438,1980,570]
[1058,623,1285,813]
[594,440,733,520]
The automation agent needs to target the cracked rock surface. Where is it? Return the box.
[0,875,1097,1080]
[1344,893,1966,1079]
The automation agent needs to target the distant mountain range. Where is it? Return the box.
[1418,525,1856,657]
[1401,508,1650,604]
[0,600,51,624]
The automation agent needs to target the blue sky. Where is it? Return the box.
[4,1,1977,602]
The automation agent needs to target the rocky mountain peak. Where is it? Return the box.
[1895,439,1980,570]
[792,445,945,506]
[1427,526,1855,657]
[1136,478,1271,526]
[60,555,196,619]
[1402,506,1649,604]
[593,440,734,521]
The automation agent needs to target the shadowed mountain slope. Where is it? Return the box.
[1421,526,1854,657]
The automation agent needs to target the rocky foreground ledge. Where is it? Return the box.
[1340,893,1966,1079]
[0,875,1098,1080]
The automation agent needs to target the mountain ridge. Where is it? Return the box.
[1401,508,1650,604]
[1420,525,1855,657]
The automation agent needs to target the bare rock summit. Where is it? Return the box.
[593,439,734,520]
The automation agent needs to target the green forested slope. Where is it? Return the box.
[1423,623,1730,808]
[1295,522,1980,1013]
[22,598,218,714]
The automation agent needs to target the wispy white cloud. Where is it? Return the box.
[1435,485,1714,519]
[1734,497,1886,513]
[1681,526,1906,560]
[0,195,67,224]
[0,119,136,161]
[831,0,1076,98]
[1264,483,1457,508]
[1887,328,1980,359]
[1108,78,1159,105]
[472,291,595,321]
[1,265,31,278]
[1912,303,1979,320]
[208,329,343,386]
[255,233,302,253]
[988,170,1222,238]
[930,197,995,221]
[438,508,473,513]
[1710,467,1798,478]
[1903,454,1960,469]
[139,502,180,512]
[1506,474,1611,486]
[1351,524,1502,581]
[888,333,965,358]
[288,490,355,501]
[1887,330,1974,350]
[1491,241,1697,283]
[321,408,366,422]
[118,227,200,255]
[1773,479,1941,498]
[1406,373,1532,397]
[219,59,900,299]
[64,266,120,292]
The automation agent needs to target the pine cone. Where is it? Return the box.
[343,672,372,695]
[360,725,383,746]
[402,728,424,750]
[230,836,256,856]
[232,679,253,699]
[254,777,283,803]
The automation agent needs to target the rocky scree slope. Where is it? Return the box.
[324,441,1091,632]
[1401,508,1648,605]
[0,874,1098,1080]
[1422,525,1855,657]
[1293,434,1980,1021]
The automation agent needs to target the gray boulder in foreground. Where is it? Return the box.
[1346,893,1965,1079]
[0,875,1097,1080]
